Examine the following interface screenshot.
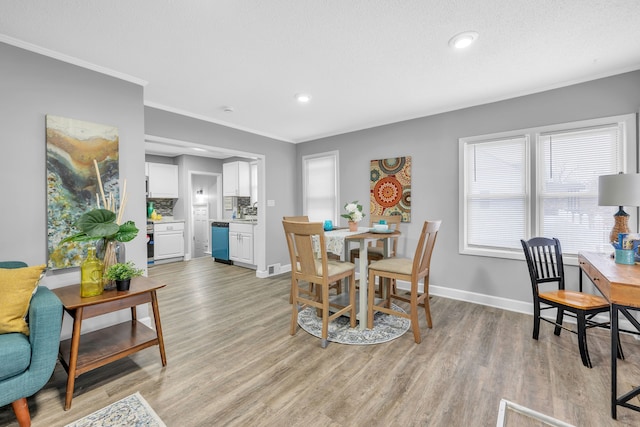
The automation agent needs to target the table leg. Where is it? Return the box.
[358,240,368,330]
[151,291,167,366]
[64,307,83,411]
[611,304,618,419]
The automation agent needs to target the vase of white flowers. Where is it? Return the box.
[341,201,365,231]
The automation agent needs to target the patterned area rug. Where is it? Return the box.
[64,392,166,427]
[297,304,410,345]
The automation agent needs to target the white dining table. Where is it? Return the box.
[314,227,400,330]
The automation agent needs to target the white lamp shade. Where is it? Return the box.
[598,173,640,207]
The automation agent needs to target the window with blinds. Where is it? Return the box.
[303,151,339,223]
[460,114,635,259]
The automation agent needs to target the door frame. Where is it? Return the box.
[187,171,222,260]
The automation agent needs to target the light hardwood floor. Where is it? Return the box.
[2,257,640,426]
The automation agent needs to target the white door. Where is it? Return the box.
[193,204,209,258]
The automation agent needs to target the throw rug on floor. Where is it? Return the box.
[64,392,166,427]
[297,303,410,345]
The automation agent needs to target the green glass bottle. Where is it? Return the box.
[81,246,104,297]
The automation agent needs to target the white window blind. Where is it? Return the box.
[460,114,634,259]
[303,152,338,223]
[538,126,622,254]
[465,136,528,250]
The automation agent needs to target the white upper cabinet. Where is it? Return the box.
[147,162,179,198]
[223,161,250,197]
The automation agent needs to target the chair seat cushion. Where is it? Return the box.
[298,260,355,277]
[0,264,46,335]
[0,333,31,381]
[369,257,413,276]
[540,290,609,310]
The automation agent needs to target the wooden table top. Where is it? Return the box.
[579,251,640,308]
[51,276,166,310]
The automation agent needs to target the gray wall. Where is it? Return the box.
[0,41,147,334]
[297,70,640,306]
[144,107,296,268]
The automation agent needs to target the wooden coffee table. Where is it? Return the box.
[52,276,167,410]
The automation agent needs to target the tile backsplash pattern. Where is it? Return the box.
[148,199,175,217]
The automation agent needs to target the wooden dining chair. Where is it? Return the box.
[521,237,623,368]
[367,220,441,343]
[282,220,356,348]
[283,216,342,302]
[349,214,402,264]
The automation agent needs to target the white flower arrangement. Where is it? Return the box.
[341,201,365,223]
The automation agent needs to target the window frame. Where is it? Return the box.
[459,114,636,263]
[302,151,340,223]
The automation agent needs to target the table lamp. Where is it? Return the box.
[598,172,640,243]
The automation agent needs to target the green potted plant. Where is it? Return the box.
[104,261,144,291]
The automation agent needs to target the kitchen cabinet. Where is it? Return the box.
[229,222,253,264]
[154,221,185,260]
[223,161,250,197]
[147,162,179,198]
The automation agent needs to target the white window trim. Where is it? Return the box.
[302,150,340,222]
[459,114,637,264]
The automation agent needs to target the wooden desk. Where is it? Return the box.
[579,251,640,419]
[52,276,167,410]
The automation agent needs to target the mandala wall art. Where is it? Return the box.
[46,115,119,269]
[370,157,411,222]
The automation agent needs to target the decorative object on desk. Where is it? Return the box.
[598,172,640,243]
[46,115,119,270]
[64,392,166,427]
[104,262,143,291]
[373,223,389,232]
[59,159,139,289]
[614,249,635,265]
[342,201,364,231]
[80,246,103,297]
[323,219,333,231]
[370,156,411,222]
[297,304,410,345]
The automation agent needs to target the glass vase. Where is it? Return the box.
[81,246,103,297]
[96,239,125,290]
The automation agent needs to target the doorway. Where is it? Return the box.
[190,173,219,258]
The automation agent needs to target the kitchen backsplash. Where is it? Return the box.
[148,199,175,217]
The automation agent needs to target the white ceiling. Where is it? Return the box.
[2,1,640,150]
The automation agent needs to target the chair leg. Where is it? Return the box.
[290,281,299,335]
[11,398,31,427]
[554,308,564,336]
[423,293,433,329]
[410,293,421,344]
[576,312,592,368]
[367,270,376,329]
[320,282,330,348]
[533,303,541,340]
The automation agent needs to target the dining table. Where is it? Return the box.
[313,226,401,330]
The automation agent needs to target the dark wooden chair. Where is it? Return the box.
[282,220,356,348]
[367,220,441,343]
[520,237,623,368]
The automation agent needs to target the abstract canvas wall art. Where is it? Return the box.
[46,115,119,269]
[370,157,411,222]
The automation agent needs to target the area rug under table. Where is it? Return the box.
[297,303,410,345]
[64,392,166,427]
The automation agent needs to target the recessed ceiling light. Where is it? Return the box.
[448,31,479,49]
[295,93,312,103]
[222,106,235,113]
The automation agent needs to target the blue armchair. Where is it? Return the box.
[0,261,62,427]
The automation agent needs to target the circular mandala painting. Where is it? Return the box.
[370,156,411,221]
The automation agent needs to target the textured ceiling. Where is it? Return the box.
[1,0,640,145]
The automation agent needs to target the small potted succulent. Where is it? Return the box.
[104,261,144,291]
